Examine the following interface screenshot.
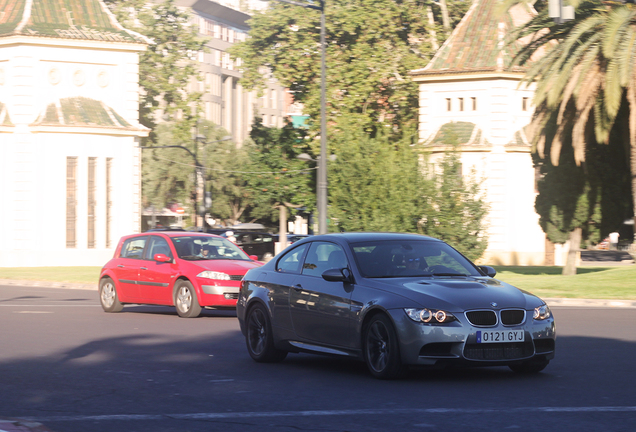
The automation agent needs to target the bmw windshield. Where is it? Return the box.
[170,236,251,261]
[351,240,482,278]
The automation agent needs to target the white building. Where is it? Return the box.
[0,0,149,267]
[411,0,551,265]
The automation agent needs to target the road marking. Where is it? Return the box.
[26,406,636,422]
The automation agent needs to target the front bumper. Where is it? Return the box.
[388,308,556,366]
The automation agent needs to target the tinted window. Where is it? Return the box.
[351,240,480,278]
[302,242,348,277]
[276,243,309,274]
[120,236,148,259]
[144,236,173,260]
[170,236,251,261]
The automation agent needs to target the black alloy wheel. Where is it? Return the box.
[245,303,287,362]
[364,314,407,379]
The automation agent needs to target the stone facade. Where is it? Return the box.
[411,0,548,265]
[0,0,148,267]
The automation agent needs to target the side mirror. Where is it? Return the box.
[322,268,353,283]
[154,254,172,263]
[478,265,496,278]
[249,255,259,261]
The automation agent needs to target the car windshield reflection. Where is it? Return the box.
[170,236,251,261]
[351,240,481,278]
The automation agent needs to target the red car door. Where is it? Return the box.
[112,236,149,302]
[138,235,178,304]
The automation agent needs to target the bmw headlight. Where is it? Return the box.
[197,271,231,280]
[405,308,456,324]
[533,304,551,320]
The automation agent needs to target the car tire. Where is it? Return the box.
[99,277,123,313]
[363,314,407,379]
[509,359,550,374]
[245,303,287,362]
[174,280,202,318]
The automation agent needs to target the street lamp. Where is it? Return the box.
[264,0,328,234]
[141,135,232,230]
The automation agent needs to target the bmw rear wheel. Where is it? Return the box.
[363,314,407,379]
[99,277,123,313]
[174,280,202,318]
[245,303,287,362]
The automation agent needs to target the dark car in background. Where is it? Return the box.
[237,232,556,379]
[234,232,276,261]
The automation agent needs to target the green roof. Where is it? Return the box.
[412,0,535,76]
[430,121,478,145]
[0,0,148,43]
[33,97,136,129]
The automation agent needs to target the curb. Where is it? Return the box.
[0,279,98,291]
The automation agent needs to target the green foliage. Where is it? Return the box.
[328,127,427,233]
[246,119,316,222]
[230,0,468,140]
[105,0,208,138]
[417,152,489,261]
[142,123,196,211]
[533,107,632,246]
[197,121,253,225]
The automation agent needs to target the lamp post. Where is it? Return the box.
[141,136,231,230]
[266,0,328,234]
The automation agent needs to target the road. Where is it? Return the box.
[1,284,635,432]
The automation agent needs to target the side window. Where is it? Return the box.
[120,236,147,259]
[302,242,348,277]
[276,243,309,274]
[238,234,251,244]
[144,236,173,260]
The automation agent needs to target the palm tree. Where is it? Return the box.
[508,0,636,247]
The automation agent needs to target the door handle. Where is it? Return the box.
[140,267,148,271]
[117,264,124,268]
[292,284,303,292]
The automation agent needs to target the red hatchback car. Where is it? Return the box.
[99,232,263,317]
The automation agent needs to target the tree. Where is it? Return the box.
[196,121,254,225]
[106,0,209,220]
[105,0,207,133]
[328,126,427,233]
[417,152,489,262]
[246,119,316,232]
[509,0,636,241]
[230,0,468,141]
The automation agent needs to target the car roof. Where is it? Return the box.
[303,232,441,243]
[127,232,224,239]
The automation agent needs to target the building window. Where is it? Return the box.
[66,157,77,248]
[471,97,477,111]
[458,97,464,111]
[106,158,113,248]
[446,98,451,111]
[88,157,96,248]
[522,97,529,111]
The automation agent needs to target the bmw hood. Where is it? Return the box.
[394,277,542,311]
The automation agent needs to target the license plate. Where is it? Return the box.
[476,330,524,343]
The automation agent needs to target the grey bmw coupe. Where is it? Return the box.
[237,232,555,379]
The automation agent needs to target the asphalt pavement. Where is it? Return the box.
[1,267,635,432]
